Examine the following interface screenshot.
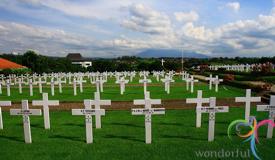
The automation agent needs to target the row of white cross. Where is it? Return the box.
[0,92,111,143]
[0,72,224,97]
[208,64,253,72]
[0,89,274,144]
[186,89,275,141]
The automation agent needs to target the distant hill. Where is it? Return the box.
[136,49,209,58]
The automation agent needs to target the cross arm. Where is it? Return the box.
[10,109,42,115]
[0,101,12,106]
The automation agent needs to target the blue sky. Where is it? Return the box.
[0,0,275,57]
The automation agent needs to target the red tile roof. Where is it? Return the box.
[0,58,26,69]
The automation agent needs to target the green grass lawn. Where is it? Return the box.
[0,76,245,102]
[0,108,274,160]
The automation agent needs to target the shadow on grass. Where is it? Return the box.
[31,124,44,129]
[107,122,143,128]
[216,132,229,136]
[161,134,206,141]
[104,134,144,143]
[216,121,230,125]
[48,134,83,142]
[0,135,24,142]
[62,123,83,127]
[16,123,44,129]
[157,122,185,126]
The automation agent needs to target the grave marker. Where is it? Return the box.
[10,100,42,143]
[132,92,165,144]
[28,79,34,96]
[257,96,275,138]
[73,77,77,96]
[161,76,175,94]
[186,76,198,93]
[186,90,210,128]
[235,89,261,121]
[37,77,46,93]
[0,101,11,129]
[116,77,129,95]
[139,76,152,94]
[213,76,223,92]
[72,100,105,143]
[58,77,66,93]
[91,92,111,128]
[6,79,13,96]
[32,93,59,129]
[199,97,229,141]
[205,74,215,90]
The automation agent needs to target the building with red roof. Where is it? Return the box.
[0,58,26,70]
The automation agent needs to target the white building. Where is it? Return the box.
[66,53,92,68]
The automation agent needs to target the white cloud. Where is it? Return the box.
[121,4,172,34]
[179,22,216,41]
[2,1,275,57]
[82,25,112,35]
[2,0,133,20]
[174,11,199,22]
[0,22,101,56]
[226,2,240,12]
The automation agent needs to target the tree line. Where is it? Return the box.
[0,50,275,74]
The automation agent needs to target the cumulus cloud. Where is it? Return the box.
[121,4,172,34]
[0,22,104,56]
[2,0,133,20]
[226,2,240,12]
[174,11,199,22]
[2,1,275,57]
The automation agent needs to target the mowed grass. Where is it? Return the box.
[0,76,245,102]
[0,108,274,160]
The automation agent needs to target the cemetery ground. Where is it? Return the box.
[0,108,274,160]
[0,74,274,160]
[0,76,244,102]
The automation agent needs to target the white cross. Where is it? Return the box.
[161,76,175,94]
[68,74,72,84]
[0,81,2,94]
[0,101,11,129]
[6,79,13,96]
[99,76,106,93]
[57,77,66,93]
[213,76,223,92]
[130,72,135,82]
[77,77,86,93]
[37,77,46,93]
[72,100,105,143]
[186,76,198,93]
[91,92,111,128]
[73,77,77,96]
[186,90,210,128]
[161,59,165,66]
[10,100,42,143]
[28,79,34,96]
[205,74,215,90]
[154,72,160,82]
[115,77,129,95]
[199,97,229,141]
[32,93,59,129]
[47,78,58,96]
[16,78,23,94]
[257,96,275,138]
[235,89,261,121]
[139,76,152,94]
[132,92,165,144]
[92,78,101,93]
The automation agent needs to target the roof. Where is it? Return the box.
[66,53,92,62]
[66,53,83,61]
[0,58,26,69]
